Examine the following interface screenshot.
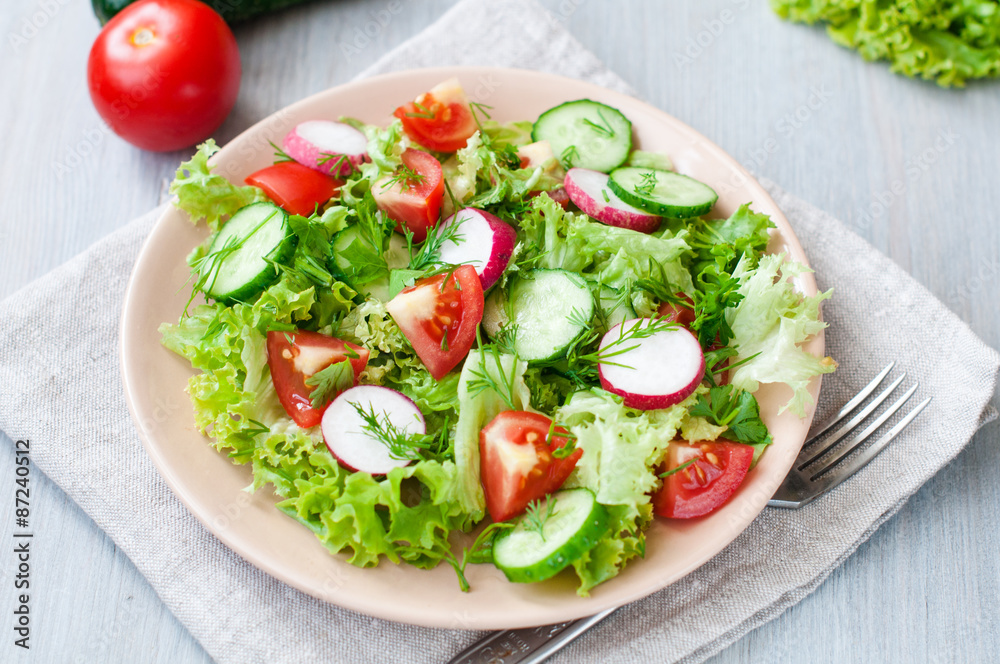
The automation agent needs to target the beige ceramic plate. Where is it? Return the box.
[120,67,824,630]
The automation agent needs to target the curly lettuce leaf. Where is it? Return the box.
[557,388,695,594]
[169,140,268,231]
[161,277,472,567]
[726,253,836,416]
[452,349,534,520]
[772,0,1000,87]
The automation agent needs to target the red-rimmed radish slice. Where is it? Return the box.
[565,167,662,234]
[435,208,516,291]
[283,120,369,177]
[598,318,704,410]
[321,385,424,475]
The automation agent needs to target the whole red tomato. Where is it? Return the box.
[87,0,241,152]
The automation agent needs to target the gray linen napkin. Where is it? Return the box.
[1,1,997,663]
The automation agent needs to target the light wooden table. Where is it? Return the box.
[1,0,998,662]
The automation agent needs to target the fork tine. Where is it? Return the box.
[804,361,896,444]
[798,373,906,470]
[809,383,919,480]
[809,397,932,495]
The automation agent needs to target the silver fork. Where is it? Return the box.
[447,362,932,664]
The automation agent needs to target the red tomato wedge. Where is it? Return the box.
[265,330,369,428]
[372,148,444,242]
[653,441,753,519]
[479,411,583,522]
[246,161,342,217]
[385,265,483,380]
[393,78,478,152]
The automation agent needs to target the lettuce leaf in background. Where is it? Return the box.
[726,253,837,416]
[557,388,694,594]
[772,0,1000,86]
[169,140,268,231]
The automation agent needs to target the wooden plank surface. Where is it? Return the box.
[0,0,997,662]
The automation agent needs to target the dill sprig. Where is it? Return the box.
[404,100,437,120]
[558,314,677,388]
[183,209,281,314]
[522,498,557,541]
[270,141,294,163]
[659,458,697,479]
[467,330,521,410]
[405,213,468,273]
[351,401,451,462]
[381,164,426,190]
[582,110,616,138]
[633,171,658,197]
[395,521,513,593]
[318,152,354,175]
[560,144,580,169]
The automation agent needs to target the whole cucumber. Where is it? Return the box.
[93,0,317,25]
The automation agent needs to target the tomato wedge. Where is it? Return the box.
[653,441,753,519]
[265,330,369,428]
[372,148,444,242]
[393,78,477,153]
[245,161,342,217]
[479,411,583,522]
[385,265,483,380]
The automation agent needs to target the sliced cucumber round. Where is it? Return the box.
[201,202,295,304]
[608,167,718,219]
[494,269,594,364]
[532,99,632,173]
[493,488,609,584]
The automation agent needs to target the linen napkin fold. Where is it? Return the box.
[1,1,997,663]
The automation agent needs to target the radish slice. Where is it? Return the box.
[321,385,424,475]
[598,318,705,410]
[565,168,662,233]
[283,120,369,177]
[435,208,516,291]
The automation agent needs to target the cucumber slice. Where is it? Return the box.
[608,167,718,219]
[492,488,609,584]
[494,269,594,364]
[201,202,294,304]
[532,100,632,173]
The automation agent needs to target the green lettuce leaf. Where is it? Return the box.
[516,193,693,307]
[772,0,1000,87]
[169,140,268,231]
[161,276,472,568]
[726,253,837,416]
[452,349,535,520]
[557,388,694,594]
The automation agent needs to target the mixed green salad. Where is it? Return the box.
[160,78,835,595]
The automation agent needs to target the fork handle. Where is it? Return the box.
[446,609,616,664]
